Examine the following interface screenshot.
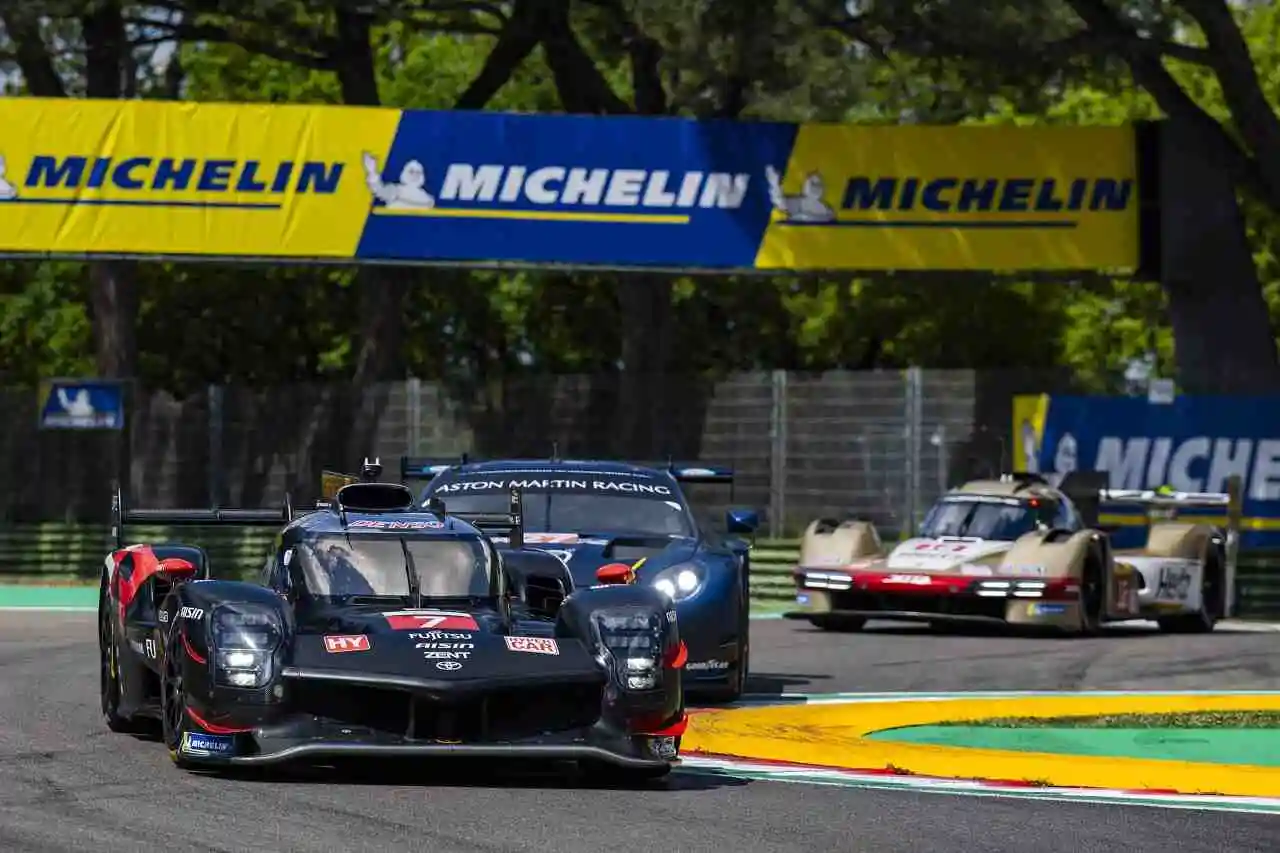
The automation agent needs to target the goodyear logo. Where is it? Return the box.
[765,165,1131,229]
[361,151,750,225]
[0,153,344,210]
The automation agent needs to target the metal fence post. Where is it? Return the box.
[768,369,788,539]
[407,377,422,455]
[903,367,924,536]
[207,384,224,507]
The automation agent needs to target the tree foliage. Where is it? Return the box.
[0,0,1277,402]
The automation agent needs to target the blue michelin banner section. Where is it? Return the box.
[1022,395,1280,547]
[355,111,798,268]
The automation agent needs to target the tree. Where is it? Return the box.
[801,0,1280,393]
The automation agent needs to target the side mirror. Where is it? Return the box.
[726,508,760,534]
[596,562,636,585]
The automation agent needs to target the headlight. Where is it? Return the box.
[591,609,665,691]
[210,603,282,689]
[652,563,704,602]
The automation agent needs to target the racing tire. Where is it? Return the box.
[1076,563,1104,636]
[810,615,866,632]
[693,637,749,704]
[99,577,145,734]
[1158,560,1222,634]
[160,626,197,769]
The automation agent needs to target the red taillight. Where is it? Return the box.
[1041,579,1081,600]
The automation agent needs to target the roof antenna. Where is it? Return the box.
[551,441,560,461]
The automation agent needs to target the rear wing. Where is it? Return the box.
[110,486,292,550]
[430,486,525,550]
[1060,470,1242,566]
[636,462,735,486]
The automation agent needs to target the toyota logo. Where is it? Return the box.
[436,660,463,671]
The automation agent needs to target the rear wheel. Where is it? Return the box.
[1159,560,1221,634]
[99,578,144,734]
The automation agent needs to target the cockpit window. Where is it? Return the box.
[919,497,1053,541]
[293,535,492,600]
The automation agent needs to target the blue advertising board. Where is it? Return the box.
[38,379,124,430]
[1014,394,1280,546]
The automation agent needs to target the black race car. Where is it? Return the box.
[98,460,687,781]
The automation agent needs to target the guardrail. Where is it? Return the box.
[2,524,1275,619]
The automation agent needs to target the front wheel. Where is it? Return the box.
[811,615,866,632]
[99,579,144,734]
[1076,564,1104,636]
[160,628,197,769]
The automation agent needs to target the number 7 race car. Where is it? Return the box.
[99,459,688,781]
[787,471,1242,635]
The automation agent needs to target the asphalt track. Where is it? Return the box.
[2,612,1278,853]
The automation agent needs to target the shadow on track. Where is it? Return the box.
[187,757,752,792]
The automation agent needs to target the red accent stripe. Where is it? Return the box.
[637,712,689,738]
[181,631,206,664]
[185,704,253,735]
[666,640,688,669]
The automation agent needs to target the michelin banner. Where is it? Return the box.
[0,98,1139,271]
[1014,394,1280,546]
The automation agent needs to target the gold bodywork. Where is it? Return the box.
[792,473,1241,634]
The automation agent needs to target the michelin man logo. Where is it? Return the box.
[362,151,434,210]
[1048,432,1078,486]
[764,165,835,223]
[0,155,17,200]
[1020,419,1040,473]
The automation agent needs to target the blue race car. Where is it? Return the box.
[402,457,761,703]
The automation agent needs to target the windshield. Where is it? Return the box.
[427,491,693,537]
[293,535,492,599]
[919,498,1046,541]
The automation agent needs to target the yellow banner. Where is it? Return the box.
[1012,394,1051,473]
[0,98,400,258]
[755,125,1139,271]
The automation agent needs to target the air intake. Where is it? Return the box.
[335,483,416,513]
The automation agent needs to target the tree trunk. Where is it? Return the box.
[614,275,674,457]
[1158,118,1280,393]
[82,0,139,379]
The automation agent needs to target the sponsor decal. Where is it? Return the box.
[1028,603,1068,616]
[144,637,157,658]
[795,593,811,605]
[666,610,677,623]
[523,532,581,544]
[435,660,463,671]
[422,650,471,661]
[409,630,474,641]
[913,541,973,553]
[686,659,730,672]
[885,574,932,585]
[324,634,371,653]
[415,642,474,650]
[383,610,479,631]
[178,606,203,620]
[647,735,679,760]
[1156,563,1194,601]
[158,609,169,623]
[347,518,444,529]
[504,636,560,655]
[433,476,673,497]
[1007,564,1048,577]
[960,564,994,577]
[180,731,235,757]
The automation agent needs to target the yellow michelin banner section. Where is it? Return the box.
[755,125,1140,271]
[0,98,400,257]
[685,694,1280,796]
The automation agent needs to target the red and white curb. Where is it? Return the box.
[678,753,1280,814]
